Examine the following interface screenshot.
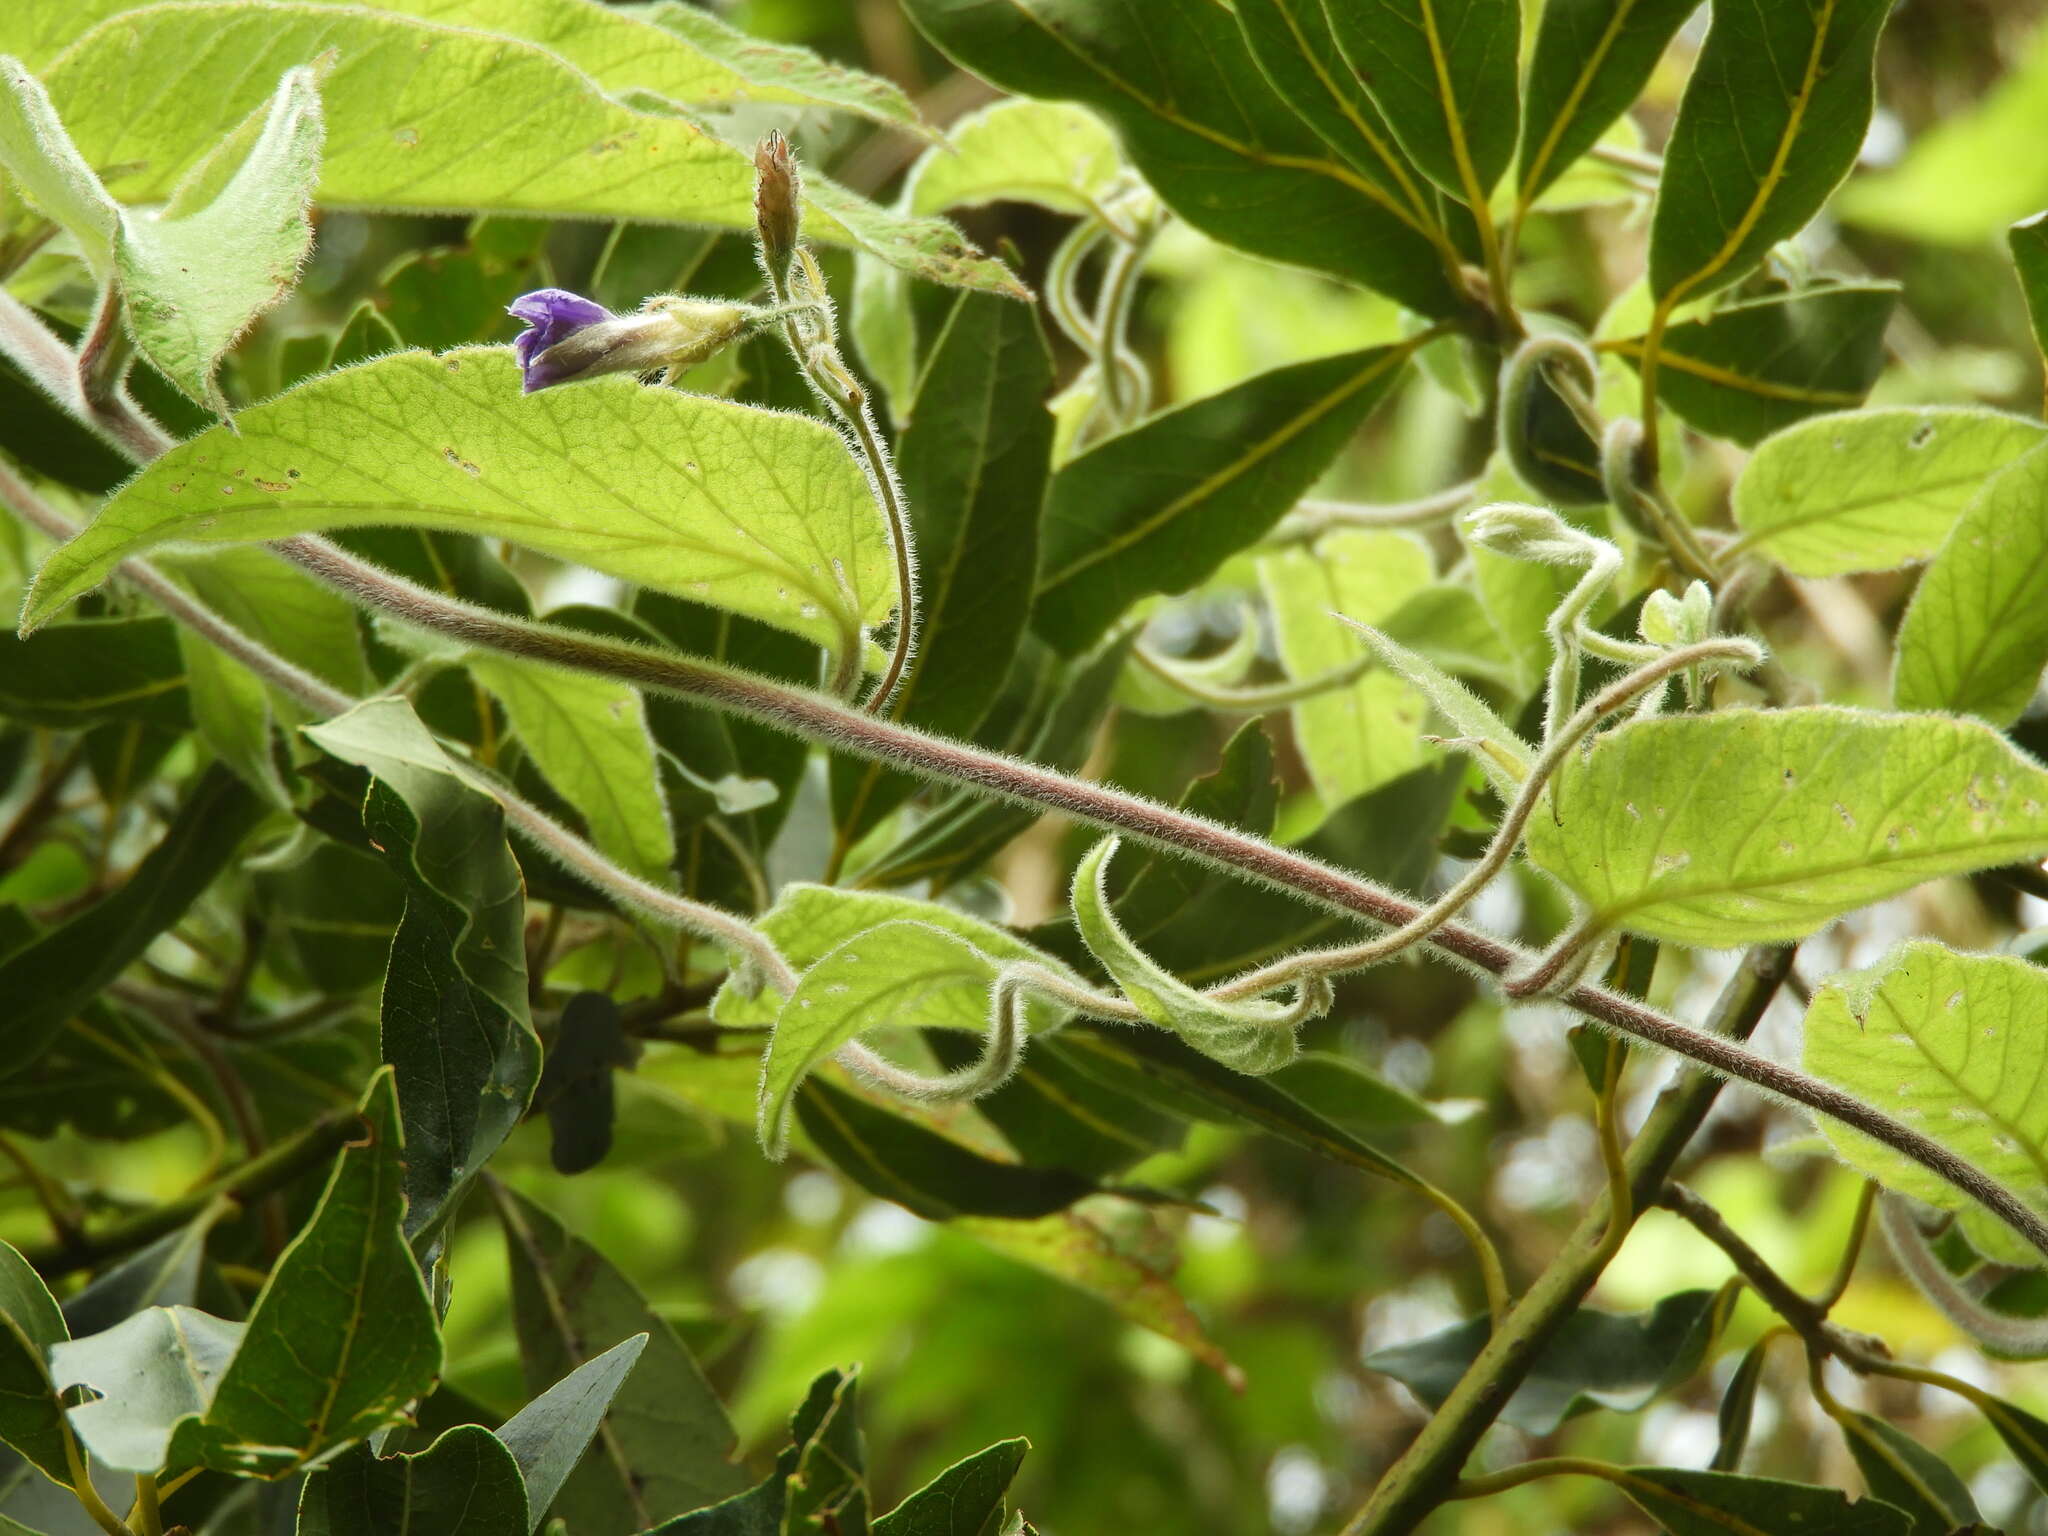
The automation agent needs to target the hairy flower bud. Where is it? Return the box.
[1461,501,1586,565]
[508,288,748,393]
[754,130,802,292]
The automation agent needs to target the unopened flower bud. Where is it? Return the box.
[507,288,748,394]
[1640,580,1714,647]
[1462,501,1585,565]
[754,130,802,291]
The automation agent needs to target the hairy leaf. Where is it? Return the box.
[1649,0,1892,303]
[1730,407,2047,577]
[907,99,1123,222]
[900,0,1462,315]
[1034,345,1414,655]
[298,1425,527,1536]
[1805,942,2048,1264]
[26,349,893,657]
[1516,0,1695,204]
[1524,710,2048,946]
[1893,439,2048,726]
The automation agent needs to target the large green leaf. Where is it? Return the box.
[1324,0,1521,205]
[49,1307,243,1474]
[1257,531,1432,807]
[899,0,1462,316]
[1892,439,2048,726]
[1648,0,1892,304]
[26,3,1009,292]
[491,1184,743,1529]
[0,618,188,729]
[167,1070,441,1477]
[1611,1468,1911,1536]
[1033,344,1414,656]
[832,286,1054,844]
[647,1368,864,1536]
[25,349,893,657]
[1804,942,2048,1265]
[1834,1408,1980,1536]
[873,1438,1026,1536]
[467,650,674,886]
[304,699,539,1235]
[0,765,263,1082]
[1729,407,2047,577]
[1525,709,2048,946]
[297,1425,527,1536]
[494,1337,647,1536]
[1613,282,1898,446]
[1363,1288,1733,1434]
[0,1243,70,1487]
[1515,0,1696,204]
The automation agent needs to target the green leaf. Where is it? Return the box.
[1974,1392,2048,1496]
[1648,0,1892,304]
[1804,941,2048,1265]
[905,99,1122,222]
[303,699,539,1234]
[495,1337,648,1536]
[899,0,1462,316]
[49,1307,243,1475]
[0,1242,69,1486]
[1516,0,1696,204]
[758,918,1066,1158]
[27,3,1009,294]
[0,53,117,282]
[490,1184,743,1529]
[1338,620,1529,799]
[714,886,1083,1034]
[1893,439,2048,726]
[794,1079,1102,1222]
[297,1425,528,1536]
[0,765,264,1082]
[1711,1334,1773,1471]
[1729,407,2048,577]
[1610,1467,1911,1536]
[1033,345,1414,656]
[642,1,923,130]
[927,1031,1184,1179]
[2016,213,2048,371]
[0,1248,65,1357]
[60,1215,219,1340]
[168,1070,440,1478]
[645,1367,865,1536]
[0,618,188,730]
[1258,532,1434,807]
[1613,283,1897,446]
[467,650,674,887]
[1072,836,1310,1076]
[1522,709,2048,946]
[832,286,1055,844]
[177,625,289,806]
[24,349,892,658]
[1834,1408,1980,1536]
[873,1439,1027,1536]
[1363,1289,1732,1435]
[114,64,321,411]
[1323,0,1521,205]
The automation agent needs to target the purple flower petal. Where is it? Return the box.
[507,288,610,390]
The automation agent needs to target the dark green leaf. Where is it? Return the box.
[1265,1053,1440,1138]
[926,1030,1184,1178]
[297,1424,528,1536]
[260,841,407,995]
[646,1368,865,1536]
[1649,0,1893,303]
[490,1183,743,1529]
[60,1209,222,1340]
[874,1438,1026,1536]
[304,698,540,1235]
[1973,1392,2048,1495]
[496,1336,648,1536]
[0,1242,69,1486]
[167,1070,440,1478]
[0,617,187,729]
[50,1306,242,1474]
[536,992,635,1177]
[2012,212,2048,369]
[1033,345,1413,655]
[832,284,1055,846]
[1325,0,1521,205]
[1711,1334,1773,1471]
[1362,1288,1733,1434]
[1616,283,1897,445]
[1517,0,1696,203]
[900,0,1462,315]
[1613,1467,1911,1536]
[0,764,263,1081]
[794,1079,1102,1221]
[1835,1408,1980,1536]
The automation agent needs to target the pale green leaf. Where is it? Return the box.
[0,53,118,279]
[177,625,291,807]
[1342,620,1530,800]
[466,651,674,887]
[1893,439,2048,726]
[1257,531,1434,807]
[909,99,1123,221]
[1805,942,2048,1266]
[165,545,371,702]
[23,348,892,657]
[712,885,1083,1032]
[50,1307,244,1474]
[1523,709,2048,946]
[640,1,924,130]
[1730,407,2047,577]
[1071,836,1307,1076]
[26,3,1011,294]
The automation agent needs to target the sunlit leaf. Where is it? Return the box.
[1516,0,1695,204]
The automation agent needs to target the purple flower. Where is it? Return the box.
[509,288,611,393]
[507,287,752,394]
